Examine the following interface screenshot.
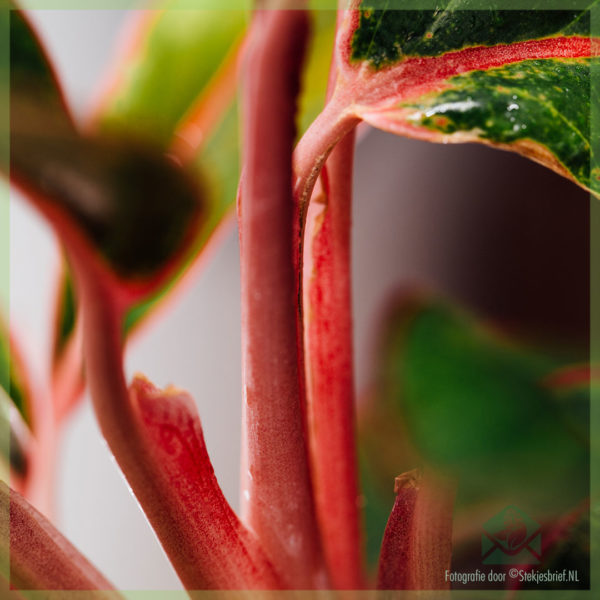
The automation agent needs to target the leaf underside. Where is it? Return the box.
[10,10,205,284]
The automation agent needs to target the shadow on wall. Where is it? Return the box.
[353,129,589,386]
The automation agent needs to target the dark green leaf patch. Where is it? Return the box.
[351,3,592,68]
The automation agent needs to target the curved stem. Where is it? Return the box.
[296,5,364,586]
[293,94,359,241]
[303,129,365,588]
[22,402,58,520]
[239,8,327,589]
[71,255,279,590]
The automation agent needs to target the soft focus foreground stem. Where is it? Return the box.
[239,8,327,589]
[304,130,364,589]
[377,470,455,590]
[0,481,117,594]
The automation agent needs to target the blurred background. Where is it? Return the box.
[10,9,589,591]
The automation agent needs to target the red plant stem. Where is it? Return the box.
[130,376,282,590]
[377,470,455,590]
[303,129,364,589]
[293,95,359,234]
[1,481,117,593]
[70,252,279,590]
[239,8,327,589]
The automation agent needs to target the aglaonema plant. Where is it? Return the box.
[0,0,594,593]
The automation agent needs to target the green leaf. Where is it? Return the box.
[53,267,76,360]
[364,58,593,191]
[59,7,337,339]
[98,0,250,147]
[10,9,205,286]
[297,9,337,136]
[0,318,31,429]
[0,318,31,476]
[371,295,588,510]
[123,100,240,332]
[325,2,597,195]
[0,387,28,477]
[10,10,73,134]
[350,5,590,68]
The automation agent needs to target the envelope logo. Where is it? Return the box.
[482,505,541,565]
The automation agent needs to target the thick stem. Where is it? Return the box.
[239,9,327,589]
[303,130,364,589]
[299,4,364,584]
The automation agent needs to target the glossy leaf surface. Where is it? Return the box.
[294,2,598,201]
[360,57,592,191]
[350,5,590,67]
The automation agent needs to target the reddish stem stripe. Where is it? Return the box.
[1,481,116,593]
[239,9,326,589]
[377,471,455,590]
[304,130,364,589]
[130,377,282,589]
[338,31,593,109]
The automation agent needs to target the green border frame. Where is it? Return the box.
[1,0,8,592]
[1,0,597,597]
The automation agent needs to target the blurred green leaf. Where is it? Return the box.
[10,9,205,285]
[297,9,336,136]
[0,318,31,429]
[360,294,590,567]
[0,318,31,476]
[58,7,337,344]
[382,296,587,505]
[98,0,250,147]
